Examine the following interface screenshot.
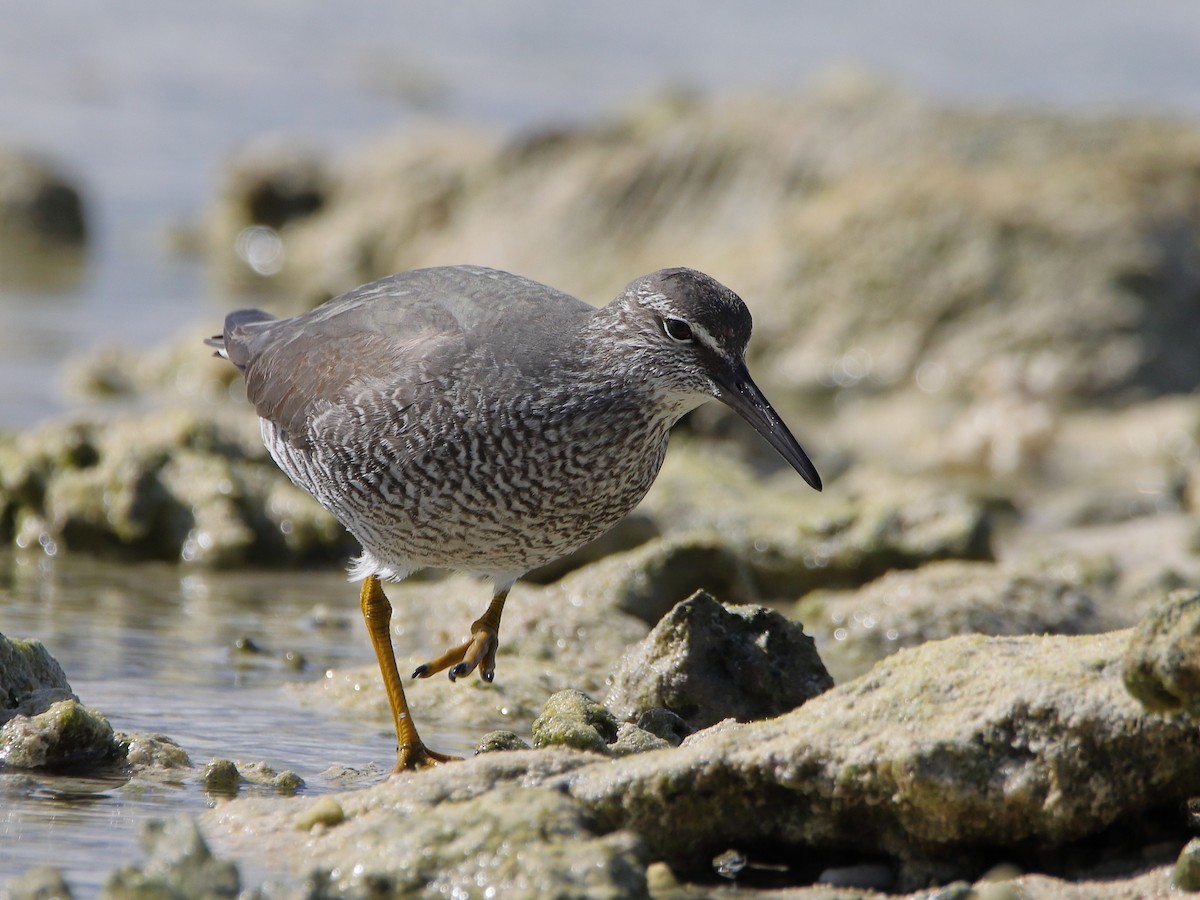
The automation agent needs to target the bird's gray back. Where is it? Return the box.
[227,266,595,443]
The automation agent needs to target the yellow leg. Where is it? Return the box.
[412,587,510,683]
[359,575,458,772]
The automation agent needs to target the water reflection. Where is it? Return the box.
[0,551,454,893]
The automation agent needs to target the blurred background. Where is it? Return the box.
[3,0,1200,427]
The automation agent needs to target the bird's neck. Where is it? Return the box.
[571,311,706,430]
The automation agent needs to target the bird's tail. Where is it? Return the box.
[204,309,276,370]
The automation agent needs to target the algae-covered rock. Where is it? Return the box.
[208,769,648,899]
[102,816,240,900]
[209,626,1200,892]
[202,758,303,797]
[0,410,353,566]
[475,730,530,755]
[609,722,670,757]
[202,759,242,795]
[531,688,618,754]
[639,448,994,597]
[0,633,191,774]
[0,633,76,716]
[1123,589,1200,718]
[0,698,121,770]
[796,555,1111,681]
[606,592,833,728]
[570,630,1200,868]
[120,733,191,772]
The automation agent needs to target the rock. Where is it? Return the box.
[796,555,1112,681]
[610,722,670,757]
[0,698,121,770]
[475,730,530,754]
[643,860,679,894]
[1123,589,1200,717]
[531,689,618,754]
[0,633,190,775]
[0,150,87,291]
[606,592,833,728]
[1175,838,1200,891]
[202,759,242,795]
[206,614,1200,897]
[238,761,304,794]
[205,625,1200,893]
[0,633,76,717]
[207,767,648,899]
[634,708,692,746]
[581,532,759,625]
[0,150,86,247]
[2,866,73,900]
[571,630,1200,870]
[120,733,191,772]
[202,759,303,796]
[635,447,995,598]
[102,816,240,899]
[63,324,241,405]
[0,410,354,566]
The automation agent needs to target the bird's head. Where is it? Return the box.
[604,268,822,491]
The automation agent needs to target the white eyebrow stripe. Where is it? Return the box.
[688,321,722,355]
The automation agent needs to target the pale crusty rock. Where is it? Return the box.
[606,592,832,728]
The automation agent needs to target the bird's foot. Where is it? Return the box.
[411,625,499,683]
[392,740,461,773]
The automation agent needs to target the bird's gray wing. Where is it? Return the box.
[231,281,467,450]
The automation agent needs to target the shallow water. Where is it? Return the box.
[0,552,478,894]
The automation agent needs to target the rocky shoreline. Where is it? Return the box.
[3,79,1200,896]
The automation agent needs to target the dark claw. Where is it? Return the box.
[412,665,429,679]
[449,662,469,682]
[482,670,494,683]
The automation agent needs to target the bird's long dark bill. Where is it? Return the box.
[714,366,822,491]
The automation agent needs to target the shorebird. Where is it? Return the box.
[208,265,821,770]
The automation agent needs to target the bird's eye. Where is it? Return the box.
[661,317,694,342]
